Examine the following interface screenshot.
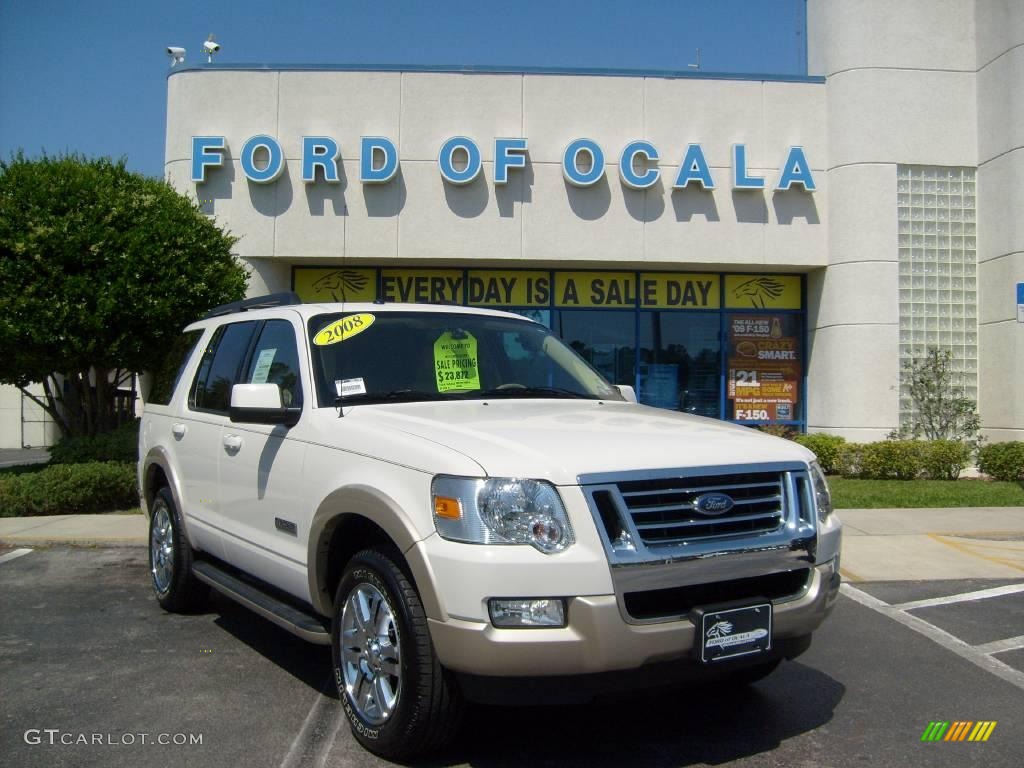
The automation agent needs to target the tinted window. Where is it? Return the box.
[190,321,258,413]
[148,330,203,406]
[244,320,303,407]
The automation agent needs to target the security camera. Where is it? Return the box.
[204,34,220,63]
[166,46,185,66]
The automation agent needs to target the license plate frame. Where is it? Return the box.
[695,602,773,663]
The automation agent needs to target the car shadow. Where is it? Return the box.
[425,661,844,768]
[207,591,337,698]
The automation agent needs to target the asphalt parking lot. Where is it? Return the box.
[1,547,1021,768]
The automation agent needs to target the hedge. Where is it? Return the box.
[0,462,137,516]
[794,433,846,475]
[835,439,970,481]
[48,420,139,465]
[978,442,1024,482]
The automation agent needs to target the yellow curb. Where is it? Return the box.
[927,533,1024,574]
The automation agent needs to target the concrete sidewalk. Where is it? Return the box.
[1,508,1023,582]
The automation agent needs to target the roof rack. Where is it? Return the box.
[203,292,302,319]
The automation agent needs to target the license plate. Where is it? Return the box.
[697,603,772,663]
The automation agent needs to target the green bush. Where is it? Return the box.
[0,462,137,516]
[794,433,846,475]
[49,419,139,465]
[978,442,1024,482]
[837,443,867,479]
[861,440,923,480]
[919,440,970,481]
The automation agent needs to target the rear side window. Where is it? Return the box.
[148,330,203,406]
[243,319,304,407]
[190,321,258,414]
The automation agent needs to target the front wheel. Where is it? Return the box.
[332,549,462,759]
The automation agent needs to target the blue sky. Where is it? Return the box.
[0,0,807,179]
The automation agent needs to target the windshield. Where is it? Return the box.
[308,311,623,406]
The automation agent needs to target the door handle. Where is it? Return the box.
[223,434,243,452]
[171,423,186,439]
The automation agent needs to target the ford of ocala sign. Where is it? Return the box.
[191,135,817,192]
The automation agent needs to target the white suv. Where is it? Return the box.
[139,293,842,758]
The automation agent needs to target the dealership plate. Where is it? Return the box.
[697,603,772,663]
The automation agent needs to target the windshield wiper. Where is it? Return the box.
[475,386,593,399]
[334,389,450,406]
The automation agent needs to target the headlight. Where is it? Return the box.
[809,461,833,521]
[432,476,575,553]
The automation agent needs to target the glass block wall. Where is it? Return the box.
[897,165,978,429]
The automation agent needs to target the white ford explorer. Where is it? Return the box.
[138,293,842,758]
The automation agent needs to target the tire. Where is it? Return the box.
[148,487,208,612]
[332,549,463,759]
[720,658,781,687]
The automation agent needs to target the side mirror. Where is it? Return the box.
[615,384,638,403]
[229,383,301,427]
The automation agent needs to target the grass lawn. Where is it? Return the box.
[830,477,1024,509]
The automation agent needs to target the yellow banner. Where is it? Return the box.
[725,274,802,310]
[380,269,464,304]
[293,268,376,303]
[554,271,636,308]
[639,273,720,309]
[466,271,550,306]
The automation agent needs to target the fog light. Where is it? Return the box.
[488,598,566,628]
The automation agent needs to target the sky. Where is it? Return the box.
[0,0,807,179]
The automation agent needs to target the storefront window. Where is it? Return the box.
[292,266,806,428]
[726,313,802,423]
[555,310,635,386]
[638,312,720,417]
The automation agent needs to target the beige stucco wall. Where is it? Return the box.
[165,69,826,270]
[975,0,1024,441]
[806,0,985,441]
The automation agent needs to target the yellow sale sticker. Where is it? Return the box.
[434,331,481,392]
[312,313,375,346]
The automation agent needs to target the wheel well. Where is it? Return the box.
[323,514,404,604]
[145,464,169,508]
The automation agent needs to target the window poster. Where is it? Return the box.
[727,314,801,422]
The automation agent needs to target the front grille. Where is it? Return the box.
[614,471,784,546]
[624,568,812,620]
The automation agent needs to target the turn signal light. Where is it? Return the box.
[433,495,462,520]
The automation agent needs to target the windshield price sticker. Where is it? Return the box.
[434,331,481,392]
[312,313,375,346]
[335,378,367,397]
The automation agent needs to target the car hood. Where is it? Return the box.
[346,399,813,485]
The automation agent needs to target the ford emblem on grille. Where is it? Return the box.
[694,493,735,516]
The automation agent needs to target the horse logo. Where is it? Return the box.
[732,277,785,308]
[311,270,370,301]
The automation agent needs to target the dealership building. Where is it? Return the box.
[3,0,1021,448]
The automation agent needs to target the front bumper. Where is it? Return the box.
[428,558,839,677]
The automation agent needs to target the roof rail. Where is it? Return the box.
[203,292,302,319]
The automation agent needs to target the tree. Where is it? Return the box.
[898,348,981,443]
[0,153,248,437]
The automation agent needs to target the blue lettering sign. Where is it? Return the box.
[191,136,225,183]
[302,136,340,183]
[732,144,764,190]
[494,138,528,185]
[674,144,715,190]
[563,138,605,187]
[619,140,660,189]
[777,146,816,191]
[240,135,284,184]
[360,137,398,184]
[438,136,482,185]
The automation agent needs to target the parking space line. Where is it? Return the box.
[889,582,1024,611]
[928,533,1024,574]
[973,635,1024,655]
[0,548,33,564]
[279,685,344,768]
[840,583,1024,693]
